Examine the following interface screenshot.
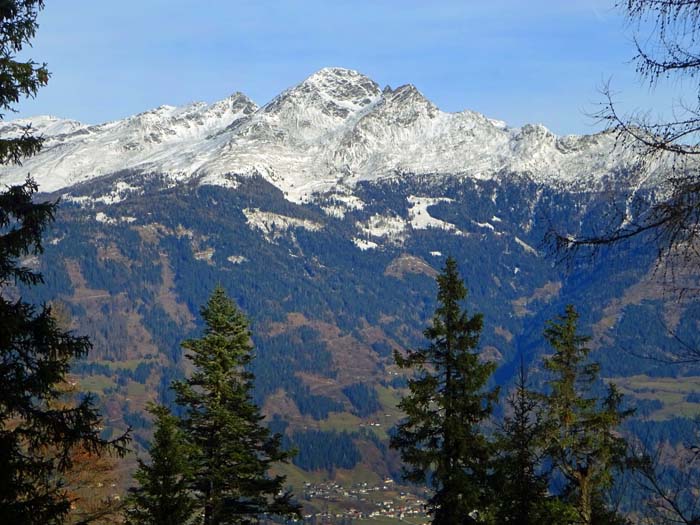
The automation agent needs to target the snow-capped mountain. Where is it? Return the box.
[7,68,690,488]
[0,67,635,202]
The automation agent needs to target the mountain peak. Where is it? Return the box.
[210,91,258,114]
[374,83,438,123]
[263,67,381,119]
[0,115,85,138]
[384,84,431,105]
[302,67,381,101]
[308,66,364,80]
[0,67,632,202]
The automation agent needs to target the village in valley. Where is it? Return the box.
[299,479,429,524]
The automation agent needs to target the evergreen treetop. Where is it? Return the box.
[0,2,129,523]
[391,256,498,524]
[126,404,195,525]
[542,305,631,525]
[173,286,300,525]
[493,359,575,525]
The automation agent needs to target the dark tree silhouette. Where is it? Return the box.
[390,257,498,524]
[0,2,130,523]
[493,359,575,525]
[126,404,195,525]
[173,286,300,525]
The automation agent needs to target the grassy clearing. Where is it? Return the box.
[357,518,398,525]
[610,375,700,420]
[317,411,364,433]
[357,517,427,525]
[126,381,147,398]
[79,375,116,393]
[332,465,382,486]
[271,463,326,490]
[94,358,158,371]
[373,385,405,439]
[376,385,402,410]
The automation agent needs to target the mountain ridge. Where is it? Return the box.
[0,67,642,203]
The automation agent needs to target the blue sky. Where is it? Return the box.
[14,1,678,135]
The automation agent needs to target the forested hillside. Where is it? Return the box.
[18,168,697,486]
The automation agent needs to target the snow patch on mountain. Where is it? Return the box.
[352,238,379,251]
[243,208,323,243]
[93,181,142,205]
[407,196,463,235]
[356,213,408,245]
[95,212,115,224]
[63,194,92,205]
[320,192,366,218]
[321,205,345,219]
[94,211,137,225]
[227,255,248,264]
[473,221,495,231]
[514,236,539,255]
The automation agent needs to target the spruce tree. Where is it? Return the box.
[493,359,574,525]
[0,0,48,164]
[126,404,195,525]
[0,3,129,522]
[541,305,631,525]
[391,257,498,524]
[0,154,131,525]
[173,286,300,525]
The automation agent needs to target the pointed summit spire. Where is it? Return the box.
[263,67,381,118]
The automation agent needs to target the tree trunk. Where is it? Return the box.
[580,475,592,525]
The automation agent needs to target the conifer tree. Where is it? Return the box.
[0,0,48,164]
[0,3,129,523]
[541,305,631,525]
[126,404,195,525]
[173,286,300,525]
[493,359,575,525]
[0,144,131,525]
[391,257,498,524]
